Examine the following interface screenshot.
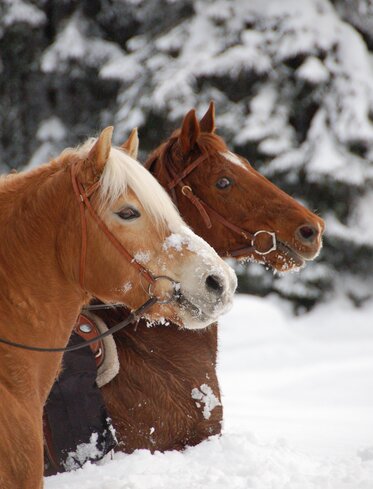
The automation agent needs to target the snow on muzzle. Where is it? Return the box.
[163,229,237,330]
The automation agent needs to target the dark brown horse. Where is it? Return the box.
[86,103,325,455]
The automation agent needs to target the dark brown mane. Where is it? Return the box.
[145,130,228,173]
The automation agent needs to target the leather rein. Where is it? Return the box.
[163,147,277,258]
[0,163,178,353]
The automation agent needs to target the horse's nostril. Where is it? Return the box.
[298,225,317,242]
[205,274,224,295]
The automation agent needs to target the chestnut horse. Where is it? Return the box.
[68,104,324,456]
[0,127,236,488]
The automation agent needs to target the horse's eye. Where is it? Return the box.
[116,207,141,221]
[216,177,233,189]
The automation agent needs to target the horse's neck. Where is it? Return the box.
[2,165,77,272]
[0,166,85,399]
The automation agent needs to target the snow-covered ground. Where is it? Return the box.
[45,294,373,488]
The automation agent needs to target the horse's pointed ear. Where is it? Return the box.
[179,109,200,154]
[88,126,113,172]
[199,101,216,133]
[121,128,139,159]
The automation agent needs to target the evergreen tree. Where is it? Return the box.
[1,0,372,308]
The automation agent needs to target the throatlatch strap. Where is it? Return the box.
[180,186,212,229]
[165,153,212,228]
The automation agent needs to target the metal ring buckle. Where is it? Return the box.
[181,185,192,196]
[147,275,180,304]
[251,230,277,255]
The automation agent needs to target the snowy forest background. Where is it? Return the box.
[1,0,373,310]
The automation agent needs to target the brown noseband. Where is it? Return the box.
[165,150,277,258]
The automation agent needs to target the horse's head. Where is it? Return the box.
[63,127,236,329]
[147,103,325,272]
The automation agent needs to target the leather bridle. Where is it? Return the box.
[162,147,277,258]
[0,163,179,353]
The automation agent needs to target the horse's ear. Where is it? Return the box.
[179,109,200,154]
[199,101,216,133]
[121,128,139,159]
[88,126,113,172]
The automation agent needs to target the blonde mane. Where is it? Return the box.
[77,139,184,233]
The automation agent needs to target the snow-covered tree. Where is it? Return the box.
[1,0,372,308]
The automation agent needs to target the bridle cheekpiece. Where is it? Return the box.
[164,146,278,258]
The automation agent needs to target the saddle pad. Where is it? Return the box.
[82,311,120,388]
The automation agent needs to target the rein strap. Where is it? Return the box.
[0,297,157,353]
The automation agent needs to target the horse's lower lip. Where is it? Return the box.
[236,241,305,267]
[277,241,305,266]
[176,293,208,321]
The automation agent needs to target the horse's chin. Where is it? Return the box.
[273,239,324,272]
[142,293,232,330]
[176,310,218,330]
[238,244,306,272]
[172,292,233,330]
[273,242,306,271]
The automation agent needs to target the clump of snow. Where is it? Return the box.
[119,281,132,294]
[37,117,66,143]
[163,227,221,261]
[349,192,373,245]
[163,228,228,277]
[1,0,46,28]
[325,193,373,251]
[107,419,117,445]
[191,384,221,420]
[235,83,295,156]
[133,251,151,264]
[100,52,143,83]
[296,56,330,84]
[306,109,346,177]
[41,14,123,73]
[163,233,185,252]
[26,143,60,170]
[63,433,103,472]
[25,117,68,170]
[144,316,170,328]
